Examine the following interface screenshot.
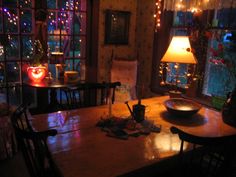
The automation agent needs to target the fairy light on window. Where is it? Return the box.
[3,8,18,26]
[48,0,81,29]
[154,0,162,32]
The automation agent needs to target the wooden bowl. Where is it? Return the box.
[164,98,202,117]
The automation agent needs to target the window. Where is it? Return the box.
[0,0,88,106]
[202,8,236,98]
[47,0,87,80]
[157,8,236,100]
[0,0,34,105]
[203,30,236,97]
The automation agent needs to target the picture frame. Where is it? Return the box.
[105,10,131,45]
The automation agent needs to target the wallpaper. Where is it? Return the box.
[98,0,156,98]
[136,0,156,97]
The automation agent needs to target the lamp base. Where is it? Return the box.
[169,90,182,98]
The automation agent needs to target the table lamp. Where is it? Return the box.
[160,36,197,97]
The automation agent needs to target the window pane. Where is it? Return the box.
[203,30,236,97]
[48,35,58,53]
[0,62,5,83]
[3,0,17,7]
[77,59,86,80]
[22,61,30,80]
[21,10,32,33]
[22,36,33,59]
[5,35,19,60]
[48,34,69,52]
[165,63,188,88]
[173,11,193,26]
[48,11,57,33]
[74,12,86,35]
[63,35,72,57]
[0,88,6,103]
[9,85,21,105]
[0,10,3,32]
[64,59,85,80]
[218,8,236,28]
[4,8,18,33]
[60,0,68,9]
[19,0,32,8]
[65,59,74,71]
[47,0,56,9]
[60,11,72,31]
[6,62,20,82]
[73,36,86,58]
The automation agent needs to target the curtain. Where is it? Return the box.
[151,10,174,94]
[164,0,236,11]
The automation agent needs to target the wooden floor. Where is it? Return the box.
[0,152,30,177]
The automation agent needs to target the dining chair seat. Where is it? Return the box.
[61,82,121,110]
[169,126,236,177]
[11,104,63,177]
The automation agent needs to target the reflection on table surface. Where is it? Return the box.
[31,96,236,177]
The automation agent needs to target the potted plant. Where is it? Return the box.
[208,32,236,110]
[27,40,47,82]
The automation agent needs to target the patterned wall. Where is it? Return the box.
[136,0,156,97]
[98,0,156,98]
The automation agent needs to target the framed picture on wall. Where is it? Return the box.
[105,10,131,45]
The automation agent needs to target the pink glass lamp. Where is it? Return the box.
[27,66,47,82]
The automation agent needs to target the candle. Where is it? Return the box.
[108,88,112,118]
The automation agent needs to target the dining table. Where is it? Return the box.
[31,96,236,177]
[24,79,82,112]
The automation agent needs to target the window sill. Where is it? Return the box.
[182,94,223,112]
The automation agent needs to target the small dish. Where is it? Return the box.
[164,98,202,117]
[64,71,79,83]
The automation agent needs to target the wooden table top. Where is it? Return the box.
[32,96,236,177]
[24,79,81,89]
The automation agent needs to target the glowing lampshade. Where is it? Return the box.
[27,66,47,82]
[161,36,197,64]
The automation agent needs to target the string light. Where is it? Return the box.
[2,0,32,30]
[154,0,162,32]
[3,8,18,26]
[48,0,81,31]
[47,0,82,54]
[159,63,196,88]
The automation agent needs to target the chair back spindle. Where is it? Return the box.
[62,82,121,110]
[11,105,63,177]
[170,126,236,177]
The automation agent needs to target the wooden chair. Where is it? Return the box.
[61,82,121,109]
[170,126,236,177]
[11,105,63,177]
[11,103,33,131]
